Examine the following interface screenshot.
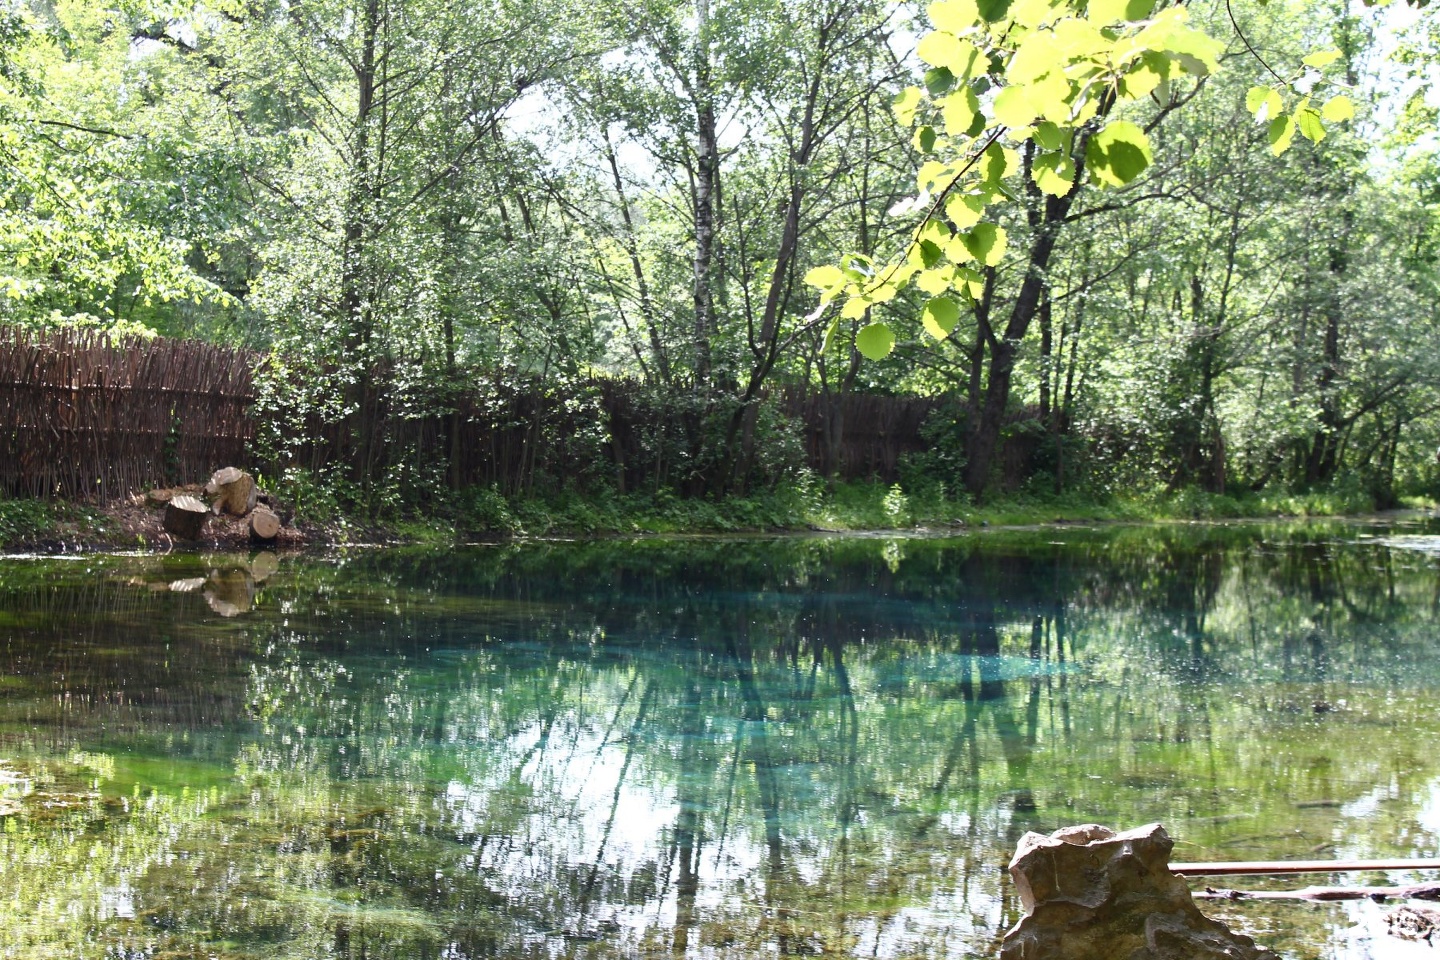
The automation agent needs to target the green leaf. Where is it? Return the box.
[916,125,938,153]
[1085,120,1152,187]
[1118,52,1168,100]
[856,323,896,360]
[1033,121,1065,152]
[993,86,1037,128]
[1031,151,1075,196]
[975,0,1013,22]
[1162,27,1223,76]
[1246,85,1282,123]
[918,218,953,245]
[820,318,839,353]
[917,267,955,294]
[1267,114,1295,155]
[981,142,1019,184]
[841,297,870,319]
[1296,107,1325,143]
[922,297,961,339]
[928,0,981,32]
[1302,49,1342,68]
[869,281,899,304]
[1009,0,1056,27]
[945,192,987,230]
[804,265,846,289]
[1322,95,1354,123]
[894,87,924,126]
[917,31,960,69]
[1088,0,1155,23]
[1008,33,1063,85]
[956,266,987,300]
[925,67,956,95]
[919,239,945,269]
[962,222,1008,265]
[942,87,980,134]
[841,253,875,279]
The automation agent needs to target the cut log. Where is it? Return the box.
[210,467,257,516]
[163,495,208,540]
[250,506,281,542]
[146,488,174,507]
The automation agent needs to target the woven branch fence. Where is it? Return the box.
[0,326,963,499]
[779,387,944,481]
[0,326,255,499]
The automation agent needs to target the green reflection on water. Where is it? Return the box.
[3,522,1440,959]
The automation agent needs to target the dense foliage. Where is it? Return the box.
[0,0,1436,515]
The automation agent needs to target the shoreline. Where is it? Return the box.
[1,494,1431,557]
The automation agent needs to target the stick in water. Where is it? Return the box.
[1172,858,1440,877]
[1195,883,1440,903]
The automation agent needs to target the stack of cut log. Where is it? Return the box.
[153,467,286,542]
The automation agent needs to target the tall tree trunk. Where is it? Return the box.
[1303,213,1350,485]
[339,0,382,498]
[726,13,840,492]
[691,0,718,389]
[963,198,1073,497]
[1038,295,1053,422]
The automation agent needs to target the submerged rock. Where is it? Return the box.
[1000,823,1278,960]
[1388,905,1440,944]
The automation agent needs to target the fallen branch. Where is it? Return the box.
[1173,858,1440,877]
[1196,882,1440,903]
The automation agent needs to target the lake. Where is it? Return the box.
[3,520,1440,959]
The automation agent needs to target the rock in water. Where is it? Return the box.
[1388,905,1440,943]
[1000,823,1279,960]
[163,495,209,540]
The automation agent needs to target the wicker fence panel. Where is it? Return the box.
[0,324,953,499]
[779,387,943,481]
[0,327,256,499]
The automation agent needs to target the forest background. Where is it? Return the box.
[0,0,1436,538]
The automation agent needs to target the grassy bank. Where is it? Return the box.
[291,479,1433,544]
[1,480,1430,552]
[0,498,114,551]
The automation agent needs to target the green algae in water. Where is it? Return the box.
[4,525,1440,958]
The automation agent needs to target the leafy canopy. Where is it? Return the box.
[806,0,1370,360]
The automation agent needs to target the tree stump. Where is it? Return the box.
[210,467,257,516]
[250,506,281,542]
[163,495,209,540]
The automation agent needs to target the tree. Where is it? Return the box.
[0,3,232,335]
[806,0,1374,498]
[564,0,909,491]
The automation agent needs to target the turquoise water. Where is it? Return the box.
[3,522,1440,958]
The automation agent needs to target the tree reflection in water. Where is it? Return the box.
[2,523,1440,958]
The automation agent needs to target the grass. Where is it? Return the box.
[437,479,1427,540]
[0,497,113,550]
[1,479,1429,551]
